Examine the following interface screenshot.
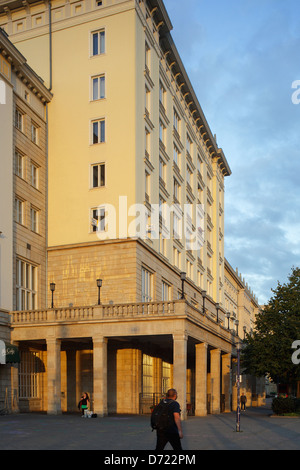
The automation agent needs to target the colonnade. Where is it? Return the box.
[46,334,234,418]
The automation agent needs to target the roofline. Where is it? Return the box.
[0,27,52,103]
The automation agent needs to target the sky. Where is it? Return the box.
[163,0,300,305]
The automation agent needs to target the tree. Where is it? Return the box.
[242,267,300,389]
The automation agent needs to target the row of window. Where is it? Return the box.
[15,197,40,233]
[15,150,39,189]
[15,108,40,145]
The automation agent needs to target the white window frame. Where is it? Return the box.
[162,280,171,301]
[16,259,37,311]
[92,118,105,144]
[91,29,105,56]
[142,267,153,302]
[30,161,39,189]
[31,122,39,145]
[91,163,105,188]
[92,74,105,101]
[15,197,24,225]
[91,207,106,233]
[30,206,39,233]
[15,108,23,131]
[15,150,24,179]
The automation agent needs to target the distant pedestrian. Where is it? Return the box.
[241,393,247,411]
[78,392,90,416]
[151,388,183,451]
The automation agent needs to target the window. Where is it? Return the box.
[145,171,150,201]
[159,158,166,183]
[186,133,192,156]
[145,85,150,115]
[159,81,166,108]
[145,42,150,72]
[142,267,153,302]
[19,351,42,398]
[145,128,150,158]
[173,212,181,239]
[31,122,39,144]
[15,150,24,178]
[173,144,180,169]
[92,163,105,188]
[30,161,39,188]
[162,281,171,301]
[30,206,39,233]
[15,108,23,131]
[96,0,103,5]
[162,362,171,394]
[92,119,105,144]
[92,30,105,56]
[173,108,180,134]
[16,259,37,310]
[173,178,180,202]
[173,246,181,269]
[15,197,24,225]
[159,120,166,145]
[92,75,105,100]
[142,354,153,395]
[91,207,105,232]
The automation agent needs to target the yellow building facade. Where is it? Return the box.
[0,0,264,417]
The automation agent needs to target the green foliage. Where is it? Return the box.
[242,267,300,385]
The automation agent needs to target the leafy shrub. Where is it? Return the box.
[272,397,296,415]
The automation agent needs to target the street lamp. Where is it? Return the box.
[97,279,102,305]
[202,290,207,314]
[180,272,186,299]
[50,282,56,309]
[226,312,230,329]
[236,338,241,432]
[235,319,239,337]
[215,303,220,323]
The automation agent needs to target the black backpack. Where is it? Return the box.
[151,400,172,431]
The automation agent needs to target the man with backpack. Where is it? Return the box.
[151,388,183,451]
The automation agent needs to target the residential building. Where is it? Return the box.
[0,0,264,416]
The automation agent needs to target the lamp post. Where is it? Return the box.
[215,303,220,323]
[226,312,230,329]
[97,279,102,305]
[236,338,241,432]
[235,319,239,337]
[180,272,186,299]
[202,290,207,314]
[50,282,56,309]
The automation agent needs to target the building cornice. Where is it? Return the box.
[0,27,52,102]
[146,0,231,177]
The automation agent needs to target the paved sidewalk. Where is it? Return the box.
[0,404,300,450]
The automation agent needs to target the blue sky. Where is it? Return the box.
[164,0,300,305]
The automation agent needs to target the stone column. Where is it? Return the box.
[173,333,187,420]
[222,353,232,412]
[195,343,208,416]
[210,348,221,414]
[93,335,108,417]
[46,338,62,415]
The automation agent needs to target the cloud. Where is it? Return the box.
[164,0,300,304]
